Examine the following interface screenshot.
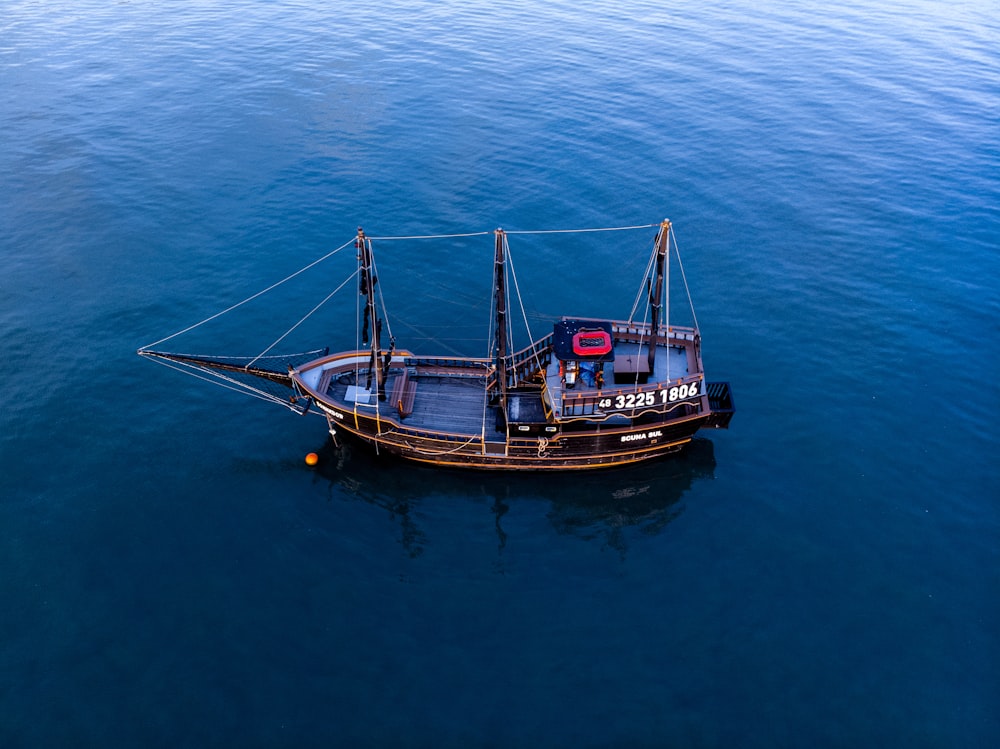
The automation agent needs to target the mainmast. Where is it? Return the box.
[492,229,510,410]
[356,227,385,400]
[647,219,671,374]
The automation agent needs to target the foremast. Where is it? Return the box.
[356,227,393,401]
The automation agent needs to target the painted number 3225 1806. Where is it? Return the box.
[598,382,700,411]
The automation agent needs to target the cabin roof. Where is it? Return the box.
[552,319,615,362]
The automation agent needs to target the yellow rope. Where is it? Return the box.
[402,435,481,456]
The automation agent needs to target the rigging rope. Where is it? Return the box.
[139,349,325,362]
[482,242,498,445]
[634,299,651,388]
[245,269,359,369]
[370,245,394,343]
[404,435,481,456]
[671,227,700,332]
[629,237,659,323]
[144,356,322,413]
[366,224,657,241]
[504,234,545,376]
[505,223,659,235]
[392,317,469,357]
[139,237,356,351]
[368,231,492,241]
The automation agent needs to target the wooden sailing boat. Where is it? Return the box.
[139,220,734,470]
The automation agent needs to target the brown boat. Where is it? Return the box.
[139,219,733,470]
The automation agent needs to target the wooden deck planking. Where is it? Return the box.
[406,376,492,435]
[323,371,491,436]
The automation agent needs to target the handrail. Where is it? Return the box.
[506,334,553,386]
[559,373,705,418]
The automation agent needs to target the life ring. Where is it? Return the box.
[572,328,612,357]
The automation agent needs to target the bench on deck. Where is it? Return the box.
[613,352,650,384]
[390,369,417,418]
[316,368,335,395]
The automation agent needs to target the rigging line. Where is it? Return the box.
[504,238,514,373]
[369,243,394,343]
[140,348,326,361]
[404,435,481,456]
[145,357,297,409]
[665,224,670,379]
[479,331,490,447]
[504,223,659,235]
[483,239,499,430]
[363,235,384,428]
[504,234,543,375]
[392,317,469,357]
[139,237,357,351]
[354,238,361,387]
[367,224,658,241]
[671,228,700,332]
[399,336,486,343]
[246,269,359,369]
[629,275,653,389]
[629,236,659,322]
[367,231,492,240]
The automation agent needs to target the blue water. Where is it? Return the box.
[2,0,998,745]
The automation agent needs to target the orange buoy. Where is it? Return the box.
[305,452,319,466]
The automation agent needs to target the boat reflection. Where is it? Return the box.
[312,438,716,557]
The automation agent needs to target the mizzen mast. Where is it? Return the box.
[356,227,386,400]
[646,219,671,374]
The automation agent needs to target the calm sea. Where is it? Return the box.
[2,0,998,746]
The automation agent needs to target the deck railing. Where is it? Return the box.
[506,334,553,387]
[558,374,706,418]
[610,321,699,345]
[409,356,491,377]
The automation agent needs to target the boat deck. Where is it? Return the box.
[403,375,495,435]
[307,333,698,435]
[543,340,692,419]
[325,369,497,438]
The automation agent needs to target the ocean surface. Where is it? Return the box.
[2,0,998,746]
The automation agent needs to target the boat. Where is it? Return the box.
[138,219,734,470]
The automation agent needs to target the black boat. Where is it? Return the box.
[139,219,734,470]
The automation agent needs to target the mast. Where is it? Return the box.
[492,229,509,410]
[647,219,671,374]
[356,227,385,400]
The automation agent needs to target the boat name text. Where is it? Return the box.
[621,430,663,443]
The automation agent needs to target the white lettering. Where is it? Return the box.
[607,382,701,412]
[620,429,664,444]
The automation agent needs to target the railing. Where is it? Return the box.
[610,321,699,344]
[559,374,706,419]
[409,356,491,377]
[505,334,554,387]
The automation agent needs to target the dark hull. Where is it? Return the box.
[319,403,709,470]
